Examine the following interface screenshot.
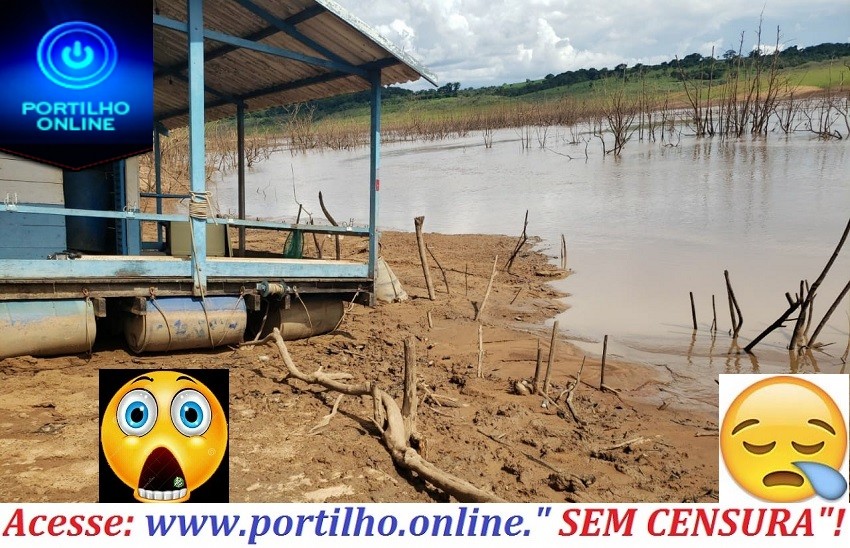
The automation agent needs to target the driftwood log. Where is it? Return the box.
[254,329,504,503]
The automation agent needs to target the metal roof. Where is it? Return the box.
[154,0,437,128]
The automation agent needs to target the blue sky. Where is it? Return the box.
[334,0,850,88]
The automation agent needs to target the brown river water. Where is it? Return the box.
[212,129,849,408]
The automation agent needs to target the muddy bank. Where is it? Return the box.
[0,231,718,503]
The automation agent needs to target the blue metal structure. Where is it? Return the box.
[0,0,435,313]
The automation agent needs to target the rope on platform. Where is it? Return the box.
[214,290,246,347]
[82,290,93,356]
[293,288,315,338]
[187,190,218,348]
[188,191,218,223]
[332,289,361,333]
[149,296,174,353]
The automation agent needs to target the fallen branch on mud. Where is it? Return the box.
[252,329,505,503]
[557,356,586,425]
[476,427,588,484]
[598,435,660,452]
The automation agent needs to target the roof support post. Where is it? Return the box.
[187,0,207,295]
[368,70,382,286]
[236,101,247,257]
[153,126,163,244]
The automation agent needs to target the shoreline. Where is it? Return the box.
[0,230,719,502]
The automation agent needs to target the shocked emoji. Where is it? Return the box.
[721,376,847,502]
[101,371,228,502]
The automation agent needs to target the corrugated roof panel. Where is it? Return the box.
[154,0,435,128]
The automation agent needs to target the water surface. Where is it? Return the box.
[212,130,850,407]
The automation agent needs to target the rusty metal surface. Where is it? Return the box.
[0,300,96,359]
[0,278,371,300]
[124,295,247,352]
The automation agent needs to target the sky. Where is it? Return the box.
[332,0,850,89]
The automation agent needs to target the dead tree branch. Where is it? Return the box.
[426,244,451,295]
[744,300,801,354]
[808,278,850,349]
[257,329,504,503]
[504,210,529,272]
[725,270,743,338]
[474,255,499,321]
[414,216,436,300]
[318,191,341,260]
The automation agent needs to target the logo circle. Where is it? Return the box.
[37,21,118,90]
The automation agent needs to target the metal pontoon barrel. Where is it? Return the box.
[124,296,247,353]
[0,300,96,359]
[261,297,344,341]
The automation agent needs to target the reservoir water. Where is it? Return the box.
[211,129,849,406]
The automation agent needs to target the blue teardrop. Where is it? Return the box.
[793,461,848,501]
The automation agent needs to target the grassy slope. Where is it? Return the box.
[315,57,850,129]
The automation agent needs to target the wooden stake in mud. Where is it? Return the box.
[790,280,809,351]
[711,294,717,333]
[689,292,698,330]
[474,255,499,321]
[600,334,609,390]
[560,234,568,270]
[309,218,323,259]
[725,270,743,338]
[562,356,586,425]
[477,325,485,378]
[543,320,559,395]
[533,338,543,394]
[504,210,529,273]
[414,216,436,300]
[402,336,419,437]
[427,311,434,329]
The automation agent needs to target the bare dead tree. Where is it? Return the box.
[598,76,638,156]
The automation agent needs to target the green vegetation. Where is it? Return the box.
[142,41,850,194]
[253,42,850,127]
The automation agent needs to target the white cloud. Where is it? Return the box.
[334,0,850,87]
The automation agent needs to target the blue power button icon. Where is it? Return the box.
[37,21,118,90]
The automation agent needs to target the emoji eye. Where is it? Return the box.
[171,389,212,436]
[792,441,825,455]
[116,389,157,436]
[743,441,776,455]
